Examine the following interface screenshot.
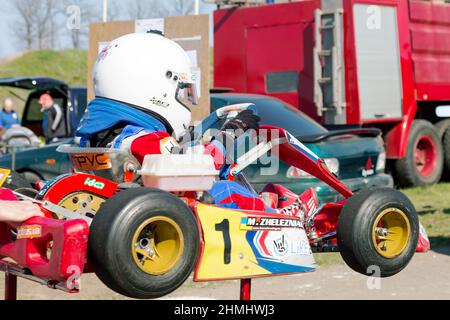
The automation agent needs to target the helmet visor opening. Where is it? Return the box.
[176,82,199,111]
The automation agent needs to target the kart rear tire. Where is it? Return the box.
[2,171,32,189]
[14,187,38,198]
[88,187,200,299]
[337,187,419,277]
[21,171,42,185]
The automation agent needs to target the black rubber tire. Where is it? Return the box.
[435,119,450,138]
[88,187,200,299]
[2,171,32,190]
[14,187,38,199]
[439,120,450,180]
[21,171,43,185]
[394,120,443,187]
[337,187,419,277]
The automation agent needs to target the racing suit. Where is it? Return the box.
[76,98,315,214]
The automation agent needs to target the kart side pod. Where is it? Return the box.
[0,189,89,282]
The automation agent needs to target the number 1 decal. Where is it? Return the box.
[215,219,231,264]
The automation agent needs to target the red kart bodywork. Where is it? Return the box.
[257,125,350,243]
[259,125,429,251]
[37,173,119,219]
[0,125,429,294]
[0,188,89,285]
[259,125,353,199]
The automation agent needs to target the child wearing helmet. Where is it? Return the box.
[76,32,316,215]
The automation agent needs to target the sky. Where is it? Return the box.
[0,0,216,58]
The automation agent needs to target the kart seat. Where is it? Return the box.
[260,184,300,209]
[56,144,141,183]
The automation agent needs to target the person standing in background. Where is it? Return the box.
[0,98,21,130]
[38,93,66,143]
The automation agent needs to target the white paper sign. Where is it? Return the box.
[135,18,164,34]
[192,67,201,98]
[186,50,198,68]
[186,50,201,98]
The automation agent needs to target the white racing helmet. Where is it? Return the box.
[93,31,198,139]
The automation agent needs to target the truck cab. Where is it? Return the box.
[213,0,450,187]
[0,77,87,182]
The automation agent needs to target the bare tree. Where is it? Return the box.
[47,0,65,49]
[63,0,98,49]
[108,0,125,21]
[127,0,169,19]
[35,1,50,49]
[11,0,63,50]
[37,0,63,49]
[11,0,39,50]
[169,0,195,16]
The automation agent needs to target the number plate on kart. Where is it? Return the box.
[70,153,112,171]
[16,225,42,239]
[0,168,11,187]
[194,203,316,281]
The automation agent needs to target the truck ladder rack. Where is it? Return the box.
[314,8,346,121]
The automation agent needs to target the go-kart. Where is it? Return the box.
[0,104,423,299]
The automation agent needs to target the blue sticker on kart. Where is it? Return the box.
[247,229,316,274]
[286,132,319,161]
[36,173,71,198]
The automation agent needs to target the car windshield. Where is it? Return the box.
[211,95,328,138]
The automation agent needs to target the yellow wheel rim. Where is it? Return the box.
[57,192,106,219]
[372,208,411,258]
[131,216,184,275]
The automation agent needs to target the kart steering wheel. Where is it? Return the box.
[189,103,257,146]
[215,103,256,119]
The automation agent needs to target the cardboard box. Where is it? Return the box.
[88,15,210,122]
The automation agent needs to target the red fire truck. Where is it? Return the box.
[213,0,450,187]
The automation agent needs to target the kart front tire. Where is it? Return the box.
[88,187,200,299]
[337,187,419,277]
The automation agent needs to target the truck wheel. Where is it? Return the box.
[88,187,200,299]
[439,122,450,180]
[435,119,450,138]
[435,119,450,180]
[394,120,443,187]
[337,188,419,277]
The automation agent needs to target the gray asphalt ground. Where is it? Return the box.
[0,246,449,300]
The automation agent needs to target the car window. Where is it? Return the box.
[26,96,65,121]
[211,96,327,137]
[73,92,87,122]
[265,71,299,93]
